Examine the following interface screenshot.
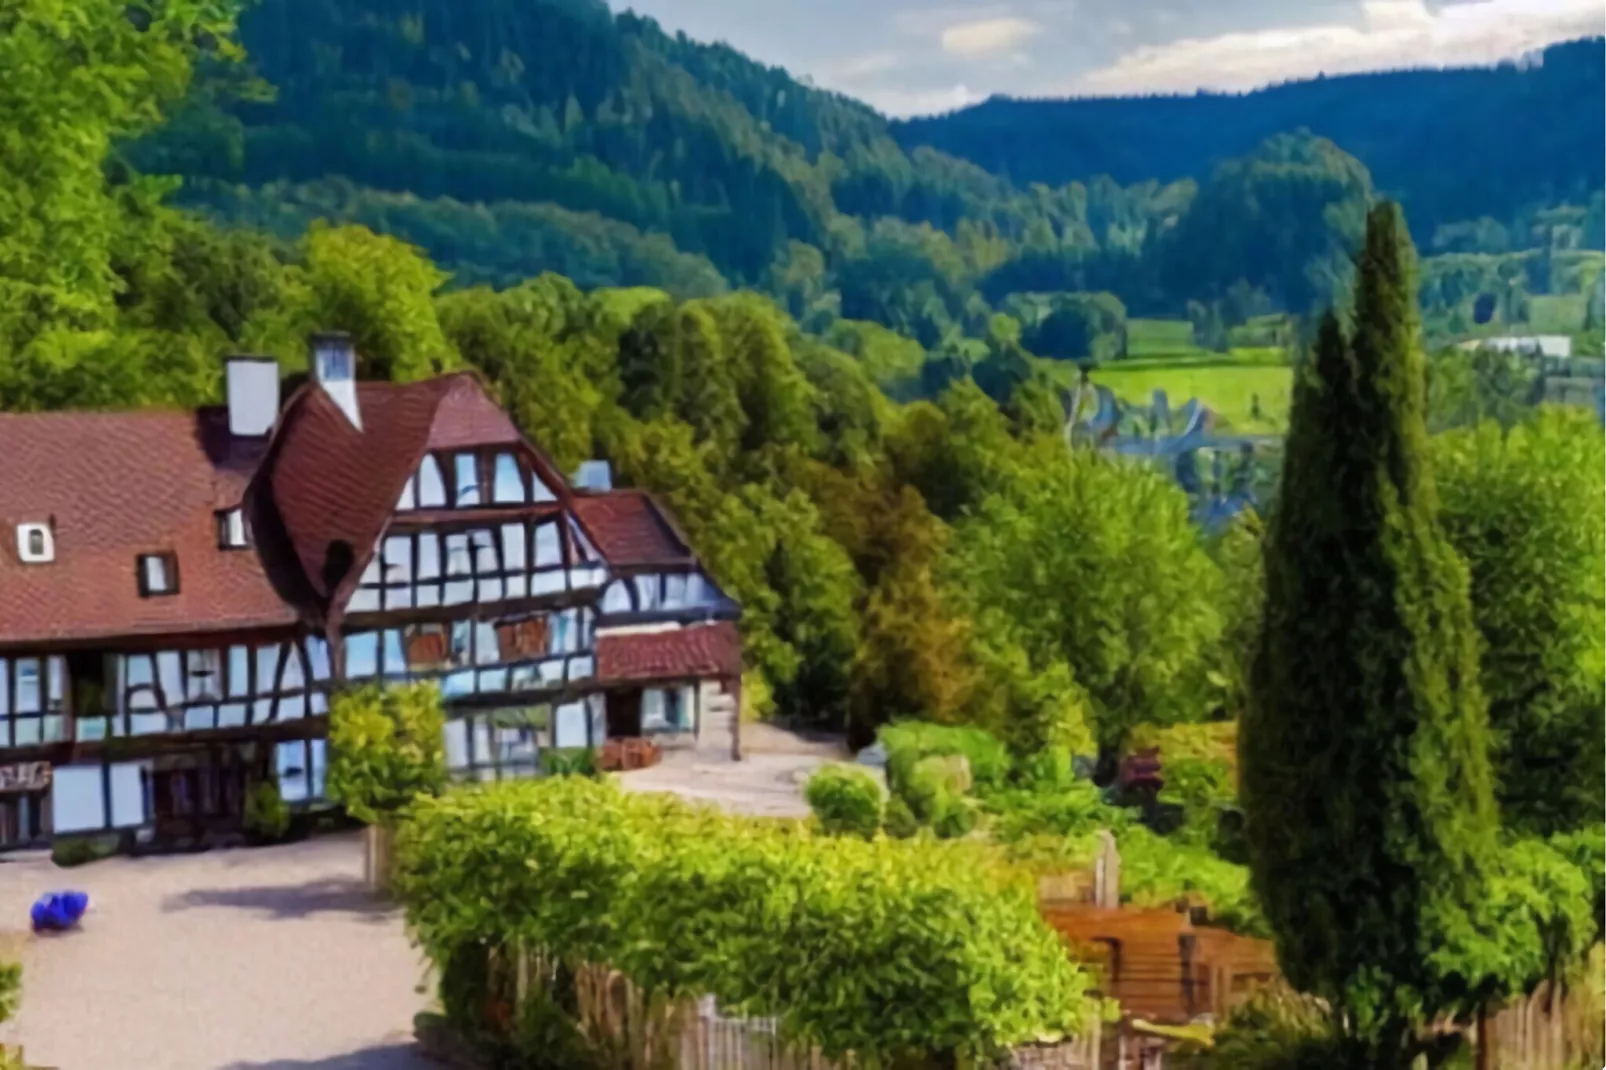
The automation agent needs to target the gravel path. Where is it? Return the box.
[618,721,857,818]
[0,725,854,1068]
[0,834,433,1070]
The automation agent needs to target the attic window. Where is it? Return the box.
[16,524,53,564]
[138,553,179,597]
[217,508,249,549]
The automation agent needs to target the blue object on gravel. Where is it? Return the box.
[31,890,88,932]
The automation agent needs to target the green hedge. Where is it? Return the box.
[393,778,1091,1064]
[804,764,883,839]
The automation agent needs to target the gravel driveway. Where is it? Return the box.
[0,834,433,1070]
[0,725,852,1069]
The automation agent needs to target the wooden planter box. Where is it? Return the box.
[598,737,664,773]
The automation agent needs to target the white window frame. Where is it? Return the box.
[16,523,52,564]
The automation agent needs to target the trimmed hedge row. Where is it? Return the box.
[393,777,1091,1065]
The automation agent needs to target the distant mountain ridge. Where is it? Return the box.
[130,4,1602,347]
[894,38,1606,239]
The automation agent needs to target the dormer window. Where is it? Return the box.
[138,553,179,597]
[217,508,248,549]
[16,523,53,564]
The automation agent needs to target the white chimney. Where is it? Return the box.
[225,357,281,437]
[310,331,362,430]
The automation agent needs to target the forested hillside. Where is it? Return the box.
[125,1,1604,362]
[896,39,1606,245]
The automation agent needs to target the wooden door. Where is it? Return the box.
[606,690,643,740]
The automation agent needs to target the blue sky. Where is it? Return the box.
[617,0,1603,115]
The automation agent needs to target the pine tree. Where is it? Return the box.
[1241,202,1497,1065]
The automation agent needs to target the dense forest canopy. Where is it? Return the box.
[896,39,1606,245]
[124,0,1603,359]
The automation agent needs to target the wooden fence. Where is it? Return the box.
[497,943,1106,1070]
[1463,973,1605,1070]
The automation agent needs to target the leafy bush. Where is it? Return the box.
[931,793,980,840]
[883,795,920,839]
[880,721,1012,798]
[1117,825,1268,937]
[0,960,18,1025]
[899,761,947,823]
[541,747,599,778]
[983,779,1123,844]
[805,765,883,839]
[1193,984,1342,1070]
[326,683,448,825]
[243,779,292,843]
[51,834,119,868]
[1156,757,1239,849]
[1015,745,1078,791]
[393,778,1092,1065]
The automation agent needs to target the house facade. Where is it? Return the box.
[0,334,741,852]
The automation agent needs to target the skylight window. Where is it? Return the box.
[217,508,248,549]
[138,553,179,597]
[16,523,52,564]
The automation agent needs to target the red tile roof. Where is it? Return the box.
[0,408,295,645]
[571,491,693,568]
[597,623,741,683]
[0,369,727,647]
[249,373,572,619]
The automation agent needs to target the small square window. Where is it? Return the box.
[16,523,52,564]
[138,553,179,597]
[217,509,248,549]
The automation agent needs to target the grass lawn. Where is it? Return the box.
[1095,363,1292,432]
[1127,319,1199,358]
[1527,294,1588,334]
[1042,347,1292,432]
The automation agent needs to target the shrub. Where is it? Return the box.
[1195,984,1342,1070]
[883,796,920,839]
[326,683,448,825]
[931,793,979,840]
[1156,757,1239,849]
[983,779,1122,844]
[1118,825,1268,937]
[881,721,1012,797]
[805,765,883,839]
[243,779,292,843]
[0,959,18,1025]
[393,778,1091,1065]
[1016,746,1077,791]
[899,761,947,823]
[541,747,599,778]
[51,834,119,868]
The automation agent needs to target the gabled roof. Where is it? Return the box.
[0,408,295,646]
[248,373,542,620]
[597,623,741,684]
[570,491,695,568]
[0,368,730,648]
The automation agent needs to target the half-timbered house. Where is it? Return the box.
[0,334,741,852]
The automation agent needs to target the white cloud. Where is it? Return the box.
[940,15,1042,58]
[822,50,907,80]
[859,82,980,116]
[1068,0,1602,96]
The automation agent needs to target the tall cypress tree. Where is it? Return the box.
[1241,202,1497,1065]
